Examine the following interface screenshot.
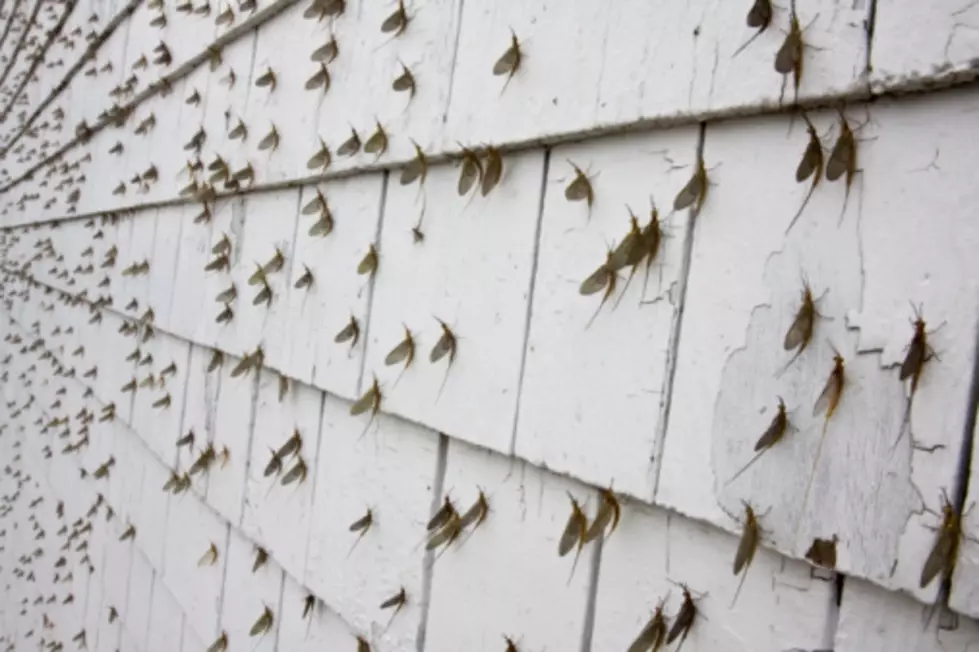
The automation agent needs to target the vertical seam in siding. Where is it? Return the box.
[357,170,390,396]
[650,122,706,498]
[508,147,550,454]
[415,432,450,652]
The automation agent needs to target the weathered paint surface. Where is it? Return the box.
[3,1,979,651]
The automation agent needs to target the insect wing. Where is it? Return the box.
[665,598,695,644]
[900,335,926,382]
[492,44,519,76]
[457,156,481,195]
[579,265,610,296]
[673,171,703,211]
[558,504,584,557]
[826,128,853,182]
[746,0,772,28]
[733,519,758,575]
[429,331,453,363]
[384,338,412,366]
[795,136,822,183]
[783,304,813,351]
[920,526,955,589]
[481,149,502,196]
[812,369,841,418]
[774,31,800,75]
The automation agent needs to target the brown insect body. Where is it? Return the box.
[825,111,858,222]
[774,8,804,106]
[457,146,483,195]
[785,113,825,235]
[564,161,594,213]
[920,491,965,589]
[731,502,761,607]
[384,327,415,368]
[673,159,708,214]
[805,534,838,570]
[627,599,668,652]
[732,0,773,57]
[726,397,789,486]
[583,488,620,543]
[813,353,845,421]
[666,584,697,647]
[492,30,521,92]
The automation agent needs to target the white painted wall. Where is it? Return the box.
[2,0,979,650]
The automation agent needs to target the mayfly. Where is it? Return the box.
[813,351,845,422]
[215,285,236,303]
[392,62,416,98]
[255,67,277,92]
[564,160,594,216]
[428,496,457,532]
[457,145,483,195]
[311,35,338,63]
[607,208,646,307]
[348,509,373,555]
[666,583,700,649]
[430,318,457,400]
[282,457,308,485]
[426,510,462,553]
[252,547,268,573]
[309,205,334,237]
[805,534,838,570]
[401,141,428,186]
[627,597,668,652]
[778,277,825,376]
[264,449,283,477]
[197,542,219,567]
[357,245,378,277]
[900,304,937,398]
[305,64,331,94]
[732,0,773,57]
[385,326,415,384]
[920,490,970,589]
[207,350,223,372]
[364,121,388,157]
[785,112,824,235]
[673,158,708,214]
[294,265,314,290]
[258,126,279,152]
[558,493,589,583]
[825,109,858,223]
[458,490,489,531]
[726,397,790,486]
[481,146,503,196]
[380,0,408,36]
[892,305,941,451]
[379,587,406,615]
[338,128,361,157]
[774,4,818,109]
[207,632,228,652]
[350,375,382,420]
[278,375,289,401]
[492,29,522,93]
[307,140,332,171]
[189,446,216,476]
[731,502,762,607]
[249,606,274,637]
[303,594,316,619]
[579,248,618,329]
[583,487,621,543]
[796,352,846,537]
[253,280,272,307]
[335,315,360,349]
